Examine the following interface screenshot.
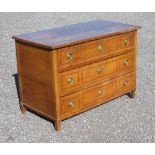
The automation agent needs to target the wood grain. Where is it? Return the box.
[13,20,140,49]
[61,72,135,120]
[13,20,140,131]
[59,51,135,96]
[15,42,57,119]
[57,32,135,72]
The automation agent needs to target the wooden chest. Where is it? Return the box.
[13,20,141,131]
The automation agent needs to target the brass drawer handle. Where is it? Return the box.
[67,53,73,60]
[98,67,103,75]
[124,60,129,66]
[98,90,104,96]
[67,78,73,84]
[123,80,129,87]
[98,45,104,53]
[69,100,74,108]
[124,39,129,45]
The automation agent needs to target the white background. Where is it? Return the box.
[0,0,154,12]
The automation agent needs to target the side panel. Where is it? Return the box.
[16,41,56,119]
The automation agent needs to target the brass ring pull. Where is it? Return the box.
[69,100,74,108]
[98,90,104,96]
[123,80,128,87]
[124,39,129,46]
[98,45,104,53]
[98,67,103,75]
[124,60,129,66]
[67,53,73,60]
[67,78,73,84]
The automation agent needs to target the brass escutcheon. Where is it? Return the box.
[98,90,104,96]
[123,80,129,87]
[124,60,129,66]
[98,67,103,74]
[67,53,73,60]
[124,39,129,46]
[98,45,104,53]
[69,100,74,108]
[67,78,73,84]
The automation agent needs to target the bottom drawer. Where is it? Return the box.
[60,72,135,119]
[118,72,135,93]
[60,92,81,116]
[82,79,117,109]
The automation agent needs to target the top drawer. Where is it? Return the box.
[80,35,120,63]
[120,31,135,50]
[57,32,135,72]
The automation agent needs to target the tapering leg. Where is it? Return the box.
[128,89,136,99]
[54,120,61,131]
[20,102,27,113]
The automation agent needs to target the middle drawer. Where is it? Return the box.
[59,52,134,96]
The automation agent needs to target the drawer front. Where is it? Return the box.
[82,52,134,85]
[118,72,135,93]
[59,68,80,95]
[57,32,136,72]
[60,92,80,117]
[81,56,118,84]
[82,79,117,108]
[57,44,80,71]
[120,32,135,50]
[80,35,120,63]
[118,52,134,72]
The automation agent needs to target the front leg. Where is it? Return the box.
[20,102,27,113]
[128,89,136,99]
[54,120,61,131]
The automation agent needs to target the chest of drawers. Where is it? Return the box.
[13,20,140,131]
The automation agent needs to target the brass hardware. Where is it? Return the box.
[123,80,129,87]
[98,90,104,96]
[98,45,104,53]
[67,53,73,60]
[67,78,73,84]
[97,67,103,75]
[124,60,129,66]
[69,100,74,108]
[124,39,129,45]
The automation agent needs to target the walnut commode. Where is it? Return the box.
[13,20,141,131]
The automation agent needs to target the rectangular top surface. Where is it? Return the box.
[13,19,140,49]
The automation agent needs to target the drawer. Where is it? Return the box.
[80,35,120,63]
[60,93,80,117]
[118,72,135,92]
[118,52,134,71]
[120,31,135,50]
[81,56,118,84]
[59,68,81,95]
[57,35,120,71]
[57,33,135,72]
[57,44,80,71]
[82,79,117,108]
